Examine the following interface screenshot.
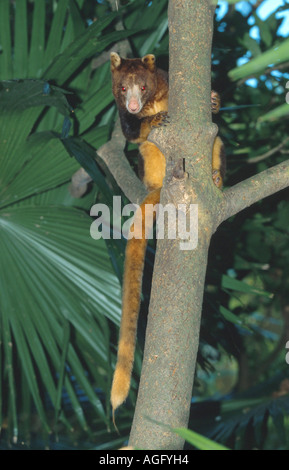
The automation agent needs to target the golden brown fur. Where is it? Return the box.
[110,53,225,419]
[110,189,161,418]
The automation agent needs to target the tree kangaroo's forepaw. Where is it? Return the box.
[211,90,221,114]
[151,111,170,128]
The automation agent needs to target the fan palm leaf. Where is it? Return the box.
[0,1,130,441]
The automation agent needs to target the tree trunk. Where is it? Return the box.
[129,0,218,450]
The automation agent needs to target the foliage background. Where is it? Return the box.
[0,0,289,450]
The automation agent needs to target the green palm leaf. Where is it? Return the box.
[0,61,122,438]
[229,38,289,81]
[0,0,12,79]
[0,0,144,444]
[28,0,46,77]
[0,204,121,433]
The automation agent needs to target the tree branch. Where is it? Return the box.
[97,118,147,203]
[129,0,217,451]
[68,167,94,198]
[69,118,147,202]
[219,159,289,225]
[248,136,289,164]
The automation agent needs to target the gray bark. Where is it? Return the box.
[129,0,218,450]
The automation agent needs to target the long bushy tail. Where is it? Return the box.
[111,188,161,418]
